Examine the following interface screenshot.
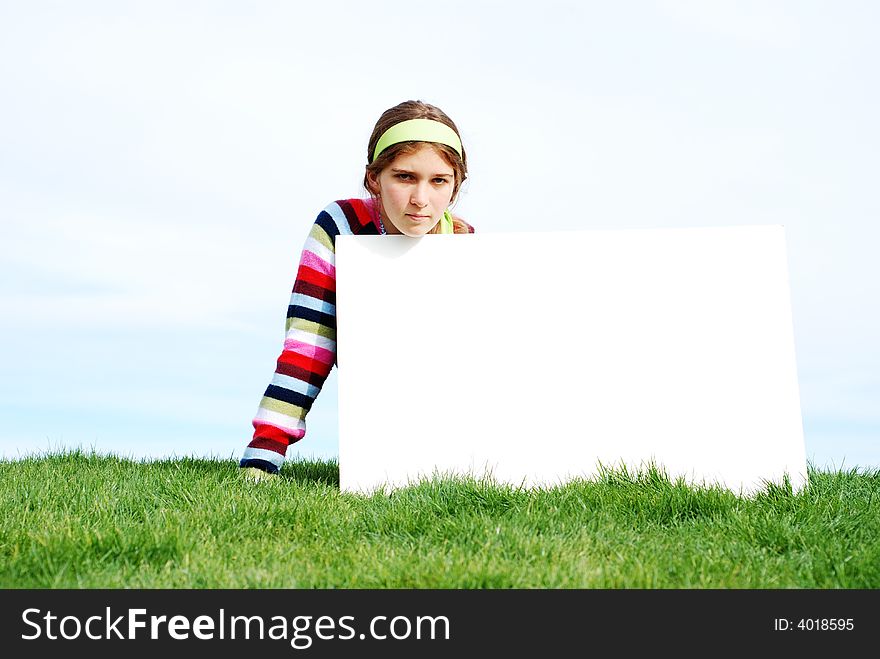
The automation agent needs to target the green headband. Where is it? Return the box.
[372,118,463,163]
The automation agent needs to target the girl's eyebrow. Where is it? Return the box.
[391,168,453,177]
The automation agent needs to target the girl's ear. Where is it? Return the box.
[365,169,380,195]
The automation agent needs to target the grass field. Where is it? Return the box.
[1,451,877,588]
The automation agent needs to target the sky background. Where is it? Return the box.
[1,1,877,470]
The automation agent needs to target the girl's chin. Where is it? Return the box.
[391,219,437,237]
[400,228,432,238]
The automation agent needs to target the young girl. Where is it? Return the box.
[240,100,474,479]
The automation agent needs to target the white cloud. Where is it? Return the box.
[659,0,798,46]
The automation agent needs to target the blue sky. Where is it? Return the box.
[1,1,878,470]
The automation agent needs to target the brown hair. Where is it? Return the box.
[363,100,470,235]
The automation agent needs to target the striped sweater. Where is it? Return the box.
[240,198,474,474]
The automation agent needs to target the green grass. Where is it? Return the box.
[1,451,877,588]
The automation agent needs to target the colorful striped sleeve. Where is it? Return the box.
[240,199,380,473]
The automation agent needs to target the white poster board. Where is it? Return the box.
[336,226,807,496]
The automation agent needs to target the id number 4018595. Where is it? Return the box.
[773,618,854,631]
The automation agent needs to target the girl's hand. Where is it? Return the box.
[241,466,278,483]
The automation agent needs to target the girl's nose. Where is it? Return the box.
[411,183,429,207]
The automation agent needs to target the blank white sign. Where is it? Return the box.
[336,226,807,496]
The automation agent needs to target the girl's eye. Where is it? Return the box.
[395,173,413,180]
[433,178,449,185]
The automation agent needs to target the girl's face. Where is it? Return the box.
[369,144,455,237]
